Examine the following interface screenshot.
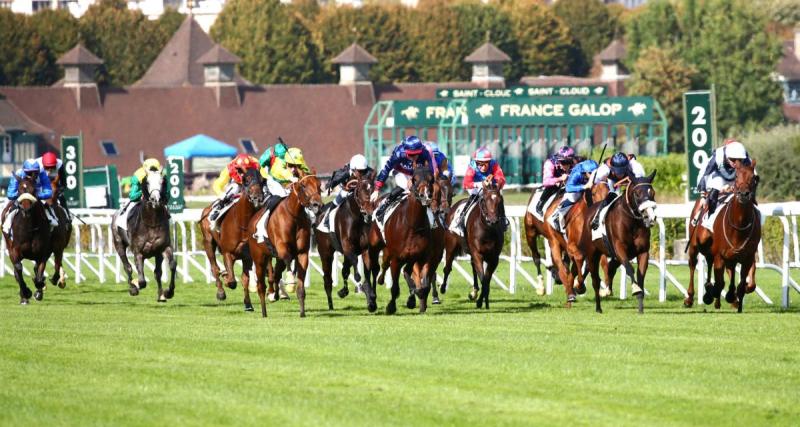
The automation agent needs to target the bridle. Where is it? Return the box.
[410,173,433,206]
[290,174,319,209]
[478,188,502,227]
[722,173,758,253]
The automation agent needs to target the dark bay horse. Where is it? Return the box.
[367,166,435,314]
[248,174,322,317]
[201,168,264,308]
[2,176,52,304]
[441,178,505,309]
[569,172,658,313]
[46,179,71,289]
[314,172,377,312]
[686,161,760,312]
[113,169,176,301]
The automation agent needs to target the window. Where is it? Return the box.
[785,81,800,105]
[0,2,12,9]
[239,139,258,155]
[32,0,52,12]
[100,140,118,156]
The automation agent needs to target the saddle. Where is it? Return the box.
[590,194,622,242]
[699,193,733,231]
[527,187,558,221]
[375,193,408,240]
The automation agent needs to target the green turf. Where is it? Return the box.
[0,265,798,426]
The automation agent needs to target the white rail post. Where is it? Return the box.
[74,224,82,284]
[780,216,791,308]
[658,218,667,302]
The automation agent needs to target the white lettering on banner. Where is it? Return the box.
[425,105,466,120]
[453,89,478,98]
[527,88,555,96]
[558,87,590,96]
[567,103,623,117]
[500,103,566,118]
[485,89,511,98]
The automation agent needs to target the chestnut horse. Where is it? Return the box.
[440,179,505,308]
[201,168,264,309]
[248,174,322,317]
[367,166,436,314]
[314,172,377,312]
[568,172,657,313]
[686,161,760,312]
[45,178,71,289]
[2,176,52,304]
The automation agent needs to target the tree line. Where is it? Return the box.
[0,0,793,144]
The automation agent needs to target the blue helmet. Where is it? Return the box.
[610,152,629,176]
[22,159,40,174]
[402,135,423,154]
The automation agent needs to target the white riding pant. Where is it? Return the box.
[392,171,410,191]
[266,178,289,197]
[703,173,731,193]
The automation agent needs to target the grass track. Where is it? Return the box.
[0,268,798,426]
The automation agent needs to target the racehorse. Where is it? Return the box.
[113,169,177,302]
[568,172,658,313]
[200,168,264,308]
[367,165,436,314]
[2,175,52,304]
[314,172,377,312]
[686,161,760,312]
[440,177,505,309]
[46,178,71,289]
[248,173,322,317]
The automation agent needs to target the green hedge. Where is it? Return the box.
[742,125,800,201]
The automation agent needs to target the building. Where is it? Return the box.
[777,28,800,122]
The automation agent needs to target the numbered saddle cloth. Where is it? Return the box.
[375,194,407,240]
[591,195,623,242]
[701,194,732,231]
[448,200,478,237]
[316,204,339,233]
[526,187,558,222]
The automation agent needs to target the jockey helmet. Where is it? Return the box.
[402,135,423,155]
[285,147,305,166]
[724,140,747,160]
[143,158,161,172]
[22,159,40,175]
[349,154,368,172]
[610,152,629,176]
[473,147,493,162]
[42,152,58,168]
[555,146,575,162]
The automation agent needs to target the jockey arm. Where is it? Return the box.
[462,167,478,192]
[696,155,717,193]
[268,158,295,184]
[327,165,350,191]
[375,146,401,190]
[490,162,506,190]
[541,159,564,187]
[36,171,53,200]
[6,172,20,200]
[212,168,231,196]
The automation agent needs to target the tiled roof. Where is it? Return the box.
[465,42,511,63]
[56,44,103,65]
[332,43,378,65]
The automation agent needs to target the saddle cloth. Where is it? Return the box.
[448,200,478,237]
[526,188,558,222]
[316,204,340,233]
[701,194,732,231]
[591,195,622,242]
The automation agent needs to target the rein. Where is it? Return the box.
[721,199,757,253]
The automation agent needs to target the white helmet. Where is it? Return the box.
[724,141,747,160]
[349,154,368,171]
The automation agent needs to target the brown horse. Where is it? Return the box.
[248,174,322,317]
[2,176,52,304]
[569,172,658,313]
[314,172,377,312]
[367,166,436,314]
[201,168,264,309]
[440,178,505,308]
[45,177,71,289]
[686,161,760,312]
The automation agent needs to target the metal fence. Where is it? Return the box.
[2,203,798,308]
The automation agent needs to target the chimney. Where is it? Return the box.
[197,44,241,107]
[332,43,377,85]
[597,40,628,81]
[464,42,510,89]
[56,44,103,109]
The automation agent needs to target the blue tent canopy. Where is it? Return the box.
[164,134,237,159]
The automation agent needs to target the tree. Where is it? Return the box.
[26,9,80,85]
[155,8,184,46]
[501,0,575,78]
[0,10,52,86]
[211,0,320,84]
[452,2,518,81]
[407,0,463,82]
[552,0,616,76]
[627,46,697,151]
[315,4,414,83]
[624,0,682,65]
[79,0,165,86]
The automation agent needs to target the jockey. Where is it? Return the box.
[590,152,646,229]
[424,141,455,185]
[264,147,311,198]
[536,146,576,215]
[371,135,435,221]
[552,159,598,233]
[35,151,68,214]
[326,154,373,208]
[258,139,289,179]
[448,147,507,235]
[697,139,751,216]
[3,159,58,235]
[117,158,164,229]
[209,154,260,232]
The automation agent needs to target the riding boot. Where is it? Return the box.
[591,193,617,230]
[707,189,720,216]
[536,186,558,215]
[46,205,59,229]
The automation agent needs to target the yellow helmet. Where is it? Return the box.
[285,147,305,166]
[143,158,162,172]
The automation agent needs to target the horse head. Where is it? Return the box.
[292,174,322,214]
[15,175,38,215]
[410,164,434,207]
[352,170,376,221]
[479,179,504,226]
[143,170,165,209]
[431,172,453,217]
[733,159,758,205]
[243,168,265,208]
[627,170,658,228]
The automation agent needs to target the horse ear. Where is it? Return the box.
[647,169,657,183]
[750,158,756,169]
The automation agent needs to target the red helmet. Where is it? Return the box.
[42,152,58,168]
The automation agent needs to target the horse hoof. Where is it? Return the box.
[596,308,603,314]
[244,305,254,312]
[138,282,147,290]
[22,288,32,299]
[468,290,477,301]
[432,297,441,305]
[476,299,483,309]
[268,293,277,302]
[20,298,28,305]
[439,284,447,295]
[129,287,139,297]
[34,290,43,301]
[386,302,397,315]
[367,302,378,313]
[226,282,237,290]
[216,291,226,301]
[164,289,174,299]
[57,280,66,289]
[702,292,714,305]
[536,287,545,296]
[730,301,740,310]
[337,287,349,299]
[300,312,306,318]
[406,295,416,309]
[567,294,577,303]
[725,292,737,304]
[683,299,694,308]
[158,295,167,303]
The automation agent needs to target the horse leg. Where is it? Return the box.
[254,254,268,317]
[737,259,754,313]
[320,248,335,310]
[572,253,586,295]
[13,259,31,305]
[222,253,237,290]
[164,246,177,300]
[479,256,499,310]
[33,260,46,301]
[338,258,351,299]
[114,237,137,296]
[270,258,286,303]
[605,258,620,298]
[50,249,66,289]
[471,254,487,309]
[295,253,309,318]
[598,256,612,297]
[135,252,147,291]
[404,263,416,310]
[154,253,166,303]
[386,259,401,315]
[441,246,455,295]
[635,252,649,314]
[360,250,378,313]
[724,264,738,307]
[686,245,698,308]
[745,257,757,294]
[415,262,432,314]
[588,253,603,313]
[468,262,479,301]
[551,244,575,306]
[704,257,725,307]
[530,237,546,295]
[202,228,225,301]
[241,258,254,312]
